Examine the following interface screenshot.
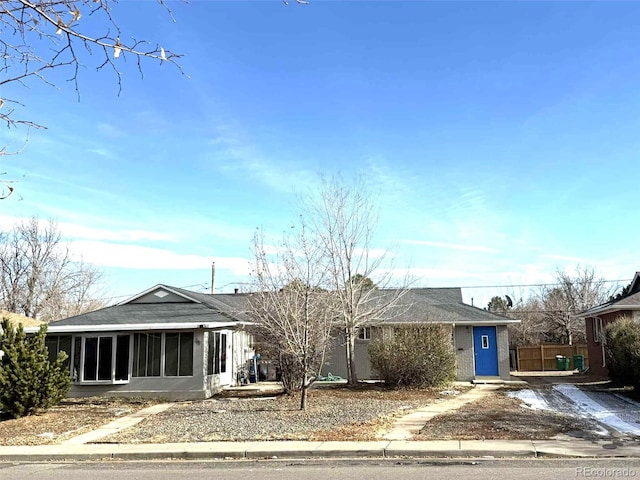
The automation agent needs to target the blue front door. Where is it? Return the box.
[473,326,499,376]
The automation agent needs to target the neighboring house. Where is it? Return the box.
[0,310,45,359]
[323,288,519,382]
[579,271,640,377]
[26,284,254,400]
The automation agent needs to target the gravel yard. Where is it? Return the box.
[414,389,604,441]
[101,387,441,443]
[1,384,607,446]
[0,397,157,446]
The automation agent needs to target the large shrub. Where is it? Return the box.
[604,316,640,393]
[0,318,71,418]
[369,324,456,388]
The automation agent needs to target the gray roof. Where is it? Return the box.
[48,284,517,331]
[49,284,250,330]
[580,290,640,317]
[375,289,517,325]
[50,303,234,327]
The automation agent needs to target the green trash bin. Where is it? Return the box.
[556,355,569,371]
[573,354,584,371]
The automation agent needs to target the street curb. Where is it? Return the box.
[1,439,640,462]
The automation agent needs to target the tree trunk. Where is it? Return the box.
[345,330,358,385]
[300,375,308,410]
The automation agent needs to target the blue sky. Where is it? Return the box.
[2,1,640,306]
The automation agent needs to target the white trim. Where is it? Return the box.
[580,304,640,318]
[77,334,131,385]
[117,284,203,306]
[24,321,250,334]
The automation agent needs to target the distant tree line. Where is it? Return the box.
[0,217,106,322]
[486,266,616,347]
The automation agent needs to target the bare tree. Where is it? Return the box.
[0,217,106,321]
[508,296,547,347]
[248,226,334,410]
[305,177,409,385]
[538,266,614,345]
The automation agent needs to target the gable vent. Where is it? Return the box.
[154,290,169,298]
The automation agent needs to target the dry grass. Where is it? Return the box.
[414,391,597,440]
[0,397,158,446]
[0,386,600,445]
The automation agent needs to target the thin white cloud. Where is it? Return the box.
[57,222,177,243]
[400,239,498,253]
[205,124,316,194]
[68,240,251,274]
[541,254,594,264]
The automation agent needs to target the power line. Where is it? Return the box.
[99,277,633,304]
[443,278,631,291]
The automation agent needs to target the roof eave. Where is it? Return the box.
[24,321,253,334]
[579,304,640,318]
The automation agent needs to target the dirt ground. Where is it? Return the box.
[0,397,158,446]
[414,389,601,441]
[0,385,603,445]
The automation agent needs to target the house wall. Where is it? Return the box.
[130,290,190,303]
[62,328,254,401]
[455,325,510,381]
[323,324,512,382]
[497,325,511,380]
[454,325,474,381]
[66,330,208,401]
[321,329,378,380]
[585,311,629,377]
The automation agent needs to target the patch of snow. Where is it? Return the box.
[440,390,460,396]
[554,384,640,436]
[508,389,552,410]
[37,432,55,439]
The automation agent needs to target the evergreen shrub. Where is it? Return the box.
[0,318,71,418]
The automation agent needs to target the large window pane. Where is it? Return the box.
[207,332,215,375]
[133,333,161,377]
[179,333,193,376]
[214,332,220,374]
[164,333,179,376]
[97,337,113,381]
[73,338,81,381]
[149,334,161,376]
[220,333,227,373]
[83,337,98,381]
[115,335,130,381]
[45,336,58,364]
[59,336,72,371]
[133,333,147,377]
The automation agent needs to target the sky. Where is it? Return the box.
[2,0,640,307]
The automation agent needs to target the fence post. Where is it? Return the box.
[541,344,545,371]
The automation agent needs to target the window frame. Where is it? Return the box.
[164,331,194,377]
[594,317,604,344]
[358,327,372,340]
[76,334,132,385]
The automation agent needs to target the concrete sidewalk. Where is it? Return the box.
[0,438,639,462]
[384,384,500,440]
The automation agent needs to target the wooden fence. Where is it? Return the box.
[516,344,589,371]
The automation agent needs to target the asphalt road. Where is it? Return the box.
[3,459,640,480]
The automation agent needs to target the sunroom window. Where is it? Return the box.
[78,334,130,383]
[164,332,193,377]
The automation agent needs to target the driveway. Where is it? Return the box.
[514,373,640,440]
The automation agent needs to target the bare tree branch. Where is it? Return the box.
[1,0,184,135]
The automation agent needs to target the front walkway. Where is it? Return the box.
[383,384,501,440]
